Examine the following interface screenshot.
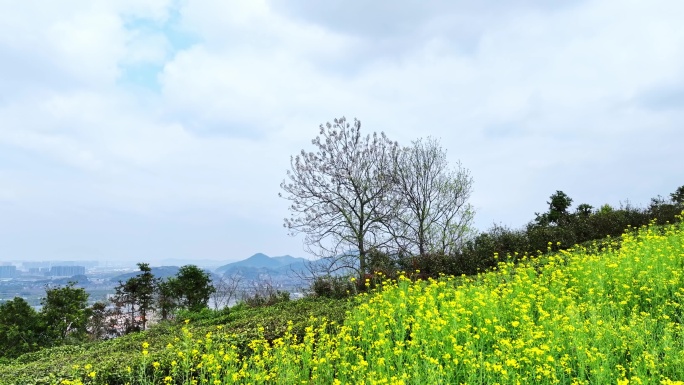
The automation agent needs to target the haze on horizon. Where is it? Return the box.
[1,0,683,265]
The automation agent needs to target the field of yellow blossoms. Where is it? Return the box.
[58,220,684,384]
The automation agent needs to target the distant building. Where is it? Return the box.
[49,265,86,277]
[0,265,17,278]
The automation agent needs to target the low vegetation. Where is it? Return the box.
[0,296,355,384]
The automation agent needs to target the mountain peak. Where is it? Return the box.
[245,253,270,260]
[215,253,308,272]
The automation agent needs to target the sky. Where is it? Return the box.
[1,0,683,265]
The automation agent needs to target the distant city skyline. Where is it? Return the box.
[2,1,683,264]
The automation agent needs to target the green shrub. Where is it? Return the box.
[310,275,356,299]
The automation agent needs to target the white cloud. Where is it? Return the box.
[1,0,683,262]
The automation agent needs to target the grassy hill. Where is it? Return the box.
[2,220,684,384]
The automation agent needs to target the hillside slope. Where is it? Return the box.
[2,220,683,384]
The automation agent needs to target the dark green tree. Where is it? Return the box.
[86,301,116,341]
[111,278,136,333]
[40,282,90,343]
[111,263,158,332]
[575,203,594,218]
[134,263,157,330]
[671,185,684,205]
[0,297,44,358]
[156,278,178,321]
[535,190,573,225]
[168,265,215,313]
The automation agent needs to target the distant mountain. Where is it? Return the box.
[213,253,315,282]
[216,253,308,273]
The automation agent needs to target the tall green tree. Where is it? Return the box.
[671,185,684,205]
[86,301,115,341]
[0,297,43,358]
[535,190,574,226]
[158,265,215,315]
[41,282,90,343]
[111,263,158,332]
[156,278,178,321]
[134,263,157,330]
[172,265,215,312]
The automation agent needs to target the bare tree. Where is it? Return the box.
[392,137,475,257]
[280,117,399,279]
[210,272,243,310]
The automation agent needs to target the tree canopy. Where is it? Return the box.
[41,282,90,343]
[163,265,215,313]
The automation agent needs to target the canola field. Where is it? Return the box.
[61,220,684,384]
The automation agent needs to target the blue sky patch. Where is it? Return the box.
[118,5,200,91]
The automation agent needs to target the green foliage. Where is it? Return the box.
[156,265,216,321]
[155,278,177,322]
[671,185,684,205]
[457,189,683,276]
[575,203,593,217]
[456,224,530,275]
[165,265,215,313]
[365,248,398,276]
[133,263,157,330]
[86,302,115,341]
[111,263,159,332]
[535,190,574,225]
[242,288,290,308]
[40,282,90,344]
[0,297,44,359]
[0,296,355,384]
[310,275,357,299]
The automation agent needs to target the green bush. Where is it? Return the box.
[242,288,290,308]
[310,275,356,299]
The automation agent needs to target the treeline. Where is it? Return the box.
[0,282,89,359]
[0,264,214,360]
[312,186,684,297]
[441,187,684,276]
[108,263,214,334]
